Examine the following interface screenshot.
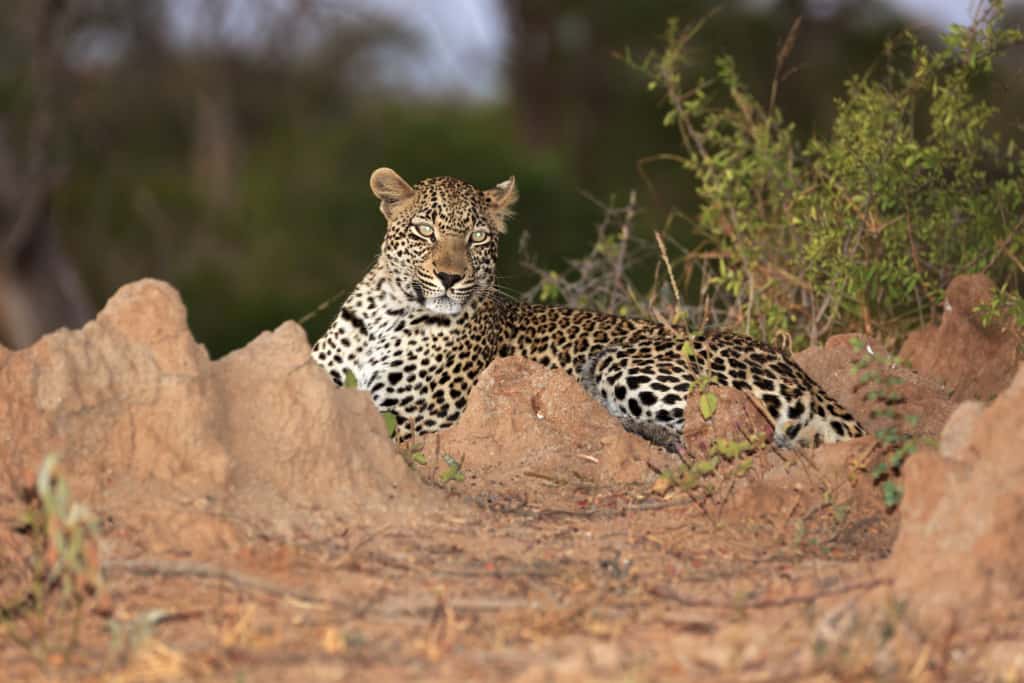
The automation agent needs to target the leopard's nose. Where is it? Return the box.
[436,271,463,290]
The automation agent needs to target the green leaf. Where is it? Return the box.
[440,456,465,484]
[381,412,397,438]
[439,453,465,482]
[681,340,695,358]
[343,370,358,388]
[699,392,718,420]
[410,451,427,466]
[440,466,463,483]
[712,438,753,460]
[870,461,890,480]
[693,456,720,475]
[881,480,903,509]
[680,469,700,490]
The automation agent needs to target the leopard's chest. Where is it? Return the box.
[357,307,500,431]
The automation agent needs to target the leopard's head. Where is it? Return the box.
[370,167,517,315]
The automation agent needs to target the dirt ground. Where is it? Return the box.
[1,277,1022,682]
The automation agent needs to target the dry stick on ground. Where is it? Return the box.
[648,577,891,610]
[530,498,693,520]
[679,482,716,524]
[329,524,393,570]
[625,499,695,512]
[434,566,561,580]
[104,559,351,610]
[826,514,885,546]
[104,558,532,617]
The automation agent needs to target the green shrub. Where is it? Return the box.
[636,2,1023,347]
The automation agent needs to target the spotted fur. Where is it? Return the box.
[312,168,865,448]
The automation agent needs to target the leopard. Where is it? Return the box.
[311,167,865,449]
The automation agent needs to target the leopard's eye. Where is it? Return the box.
[469,229,489,244]
[412,223,434,239]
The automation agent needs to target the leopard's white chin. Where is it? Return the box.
[424,296,464,315]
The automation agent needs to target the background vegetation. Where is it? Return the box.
[631,1,1024,347]
[0,0,1021,355]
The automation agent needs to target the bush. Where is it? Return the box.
[634,2,1023,347]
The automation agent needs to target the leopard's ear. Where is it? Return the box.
[483,176,517,234]
[370,167,415,219]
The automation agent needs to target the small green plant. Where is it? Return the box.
[654,463,700,494]
[3,454,105,669]
[20,454,104,606]
[397,441,428,469]
[688,369,721,422]
[849,338,920,509]
[654,434,758,497]
[974,283,1024,351]
[710,437,757,466]
[439,454,465,484]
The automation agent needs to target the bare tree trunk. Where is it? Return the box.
[505,1,563,148]
[192,88,239,211]
[0,0,94,349]
[190,0,239,212]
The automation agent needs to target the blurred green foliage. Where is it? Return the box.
[58,98,588,354]
[3,1,1022,354]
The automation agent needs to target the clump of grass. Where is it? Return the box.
[3,453,106,669]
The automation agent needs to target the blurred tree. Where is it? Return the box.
[0,0,94,348]
[42,0,431,354]
[505,0,682,191]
